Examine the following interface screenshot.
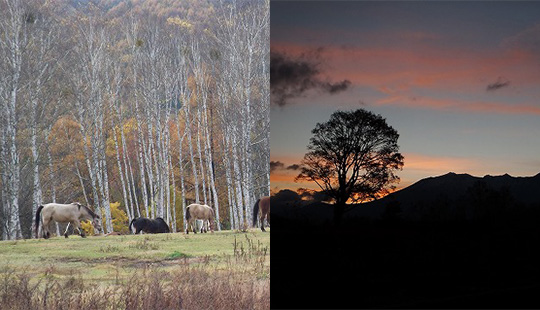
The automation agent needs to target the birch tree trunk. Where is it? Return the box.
[109,65,132,222]
[192,49,221,230]
[169,153,177,232]
[0,0,27,239]
[176,111,188,231]
[68,12,115,233]
[185,103,200,203]
[195,105,208,205]
[121,122,137,219]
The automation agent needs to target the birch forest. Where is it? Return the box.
[0,0,270,240]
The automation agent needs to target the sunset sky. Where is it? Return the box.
[270,1,540,193]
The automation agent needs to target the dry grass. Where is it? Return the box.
[0,267,269,310]
[0,233,269,310]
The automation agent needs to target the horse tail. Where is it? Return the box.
[252,199,261,227]
[35,205,44,238]
[129,218,137,234]
[186,206,191,221]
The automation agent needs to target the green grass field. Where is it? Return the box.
[0,230,270,309]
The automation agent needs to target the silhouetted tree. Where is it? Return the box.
[297,109,404,226]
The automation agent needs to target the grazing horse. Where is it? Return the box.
[129,217,170,234]
[185,204,215,234]
[253,196,270,232]
[35,202,101,239]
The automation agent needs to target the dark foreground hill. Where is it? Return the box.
[271,172,540,309]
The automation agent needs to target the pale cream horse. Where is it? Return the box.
[35,202,101,238]
[185,204,215,234]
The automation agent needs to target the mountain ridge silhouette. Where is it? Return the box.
[273,171,540,223]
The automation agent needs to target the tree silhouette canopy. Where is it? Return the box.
[296,109,404,224]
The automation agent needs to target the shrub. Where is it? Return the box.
[81,202,129,235]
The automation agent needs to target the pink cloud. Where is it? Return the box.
[272,41,540,114]
[325,45,538,90]
[376,95,540,115]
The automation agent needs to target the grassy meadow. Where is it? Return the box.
[0,230,269,309]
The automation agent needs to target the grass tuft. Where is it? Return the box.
[166,251,192,260]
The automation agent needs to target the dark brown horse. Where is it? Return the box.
[252,196,270,231]
[129,217,170,234]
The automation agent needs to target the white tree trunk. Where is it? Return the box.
[195,106,208,205]
[186,104,200,203]
[30,112,43,238]
[4,0,24,239]
[112,124,132,222]
[169,153,177,232]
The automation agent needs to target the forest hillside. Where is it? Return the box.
[0,0,270,239]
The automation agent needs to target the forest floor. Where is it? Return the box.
[0,230,270,309]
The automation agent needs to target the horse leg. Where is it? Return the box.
[195,219,202,233]
[73,220,85,238]
[187,219,192,234]
[186,219,195,234]
[260,215,266,232]
[42,217,50,239]
[64,222,71,238]
[202,220,207,233]
[200,220,206,233]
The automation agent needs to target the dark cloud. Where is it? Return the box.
[486,77,510,91]
[270,49,351,106]
[270,161,285,172]
[322,80,352,94]
[286,164,301,170]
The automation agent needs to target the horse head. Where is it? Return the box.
[83,205,101,232]
[92,215,102,232]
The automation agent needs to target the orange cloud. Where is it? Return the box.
[403,153,477,173]
[270,172,319,193]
